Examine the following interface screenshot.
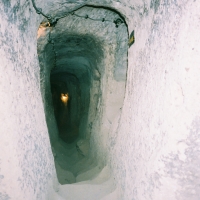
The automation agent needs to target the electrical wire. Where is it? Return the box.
[34,1,129,70]
[31,0,124,27]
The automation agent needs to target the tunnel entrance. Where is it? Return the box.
[37,5,128,185]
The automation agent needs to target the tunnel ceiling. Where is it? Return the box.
[38,5,128,81]
[50,34,103,81]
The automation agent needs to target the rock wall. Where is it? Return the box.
[108,1,200,200]
[0,1,57,199]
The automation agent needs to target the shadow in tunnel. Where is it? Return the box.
[50,74,81,143]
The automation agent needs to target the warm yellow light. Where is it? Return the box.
[61,93,69,105]
[37,22,50,39]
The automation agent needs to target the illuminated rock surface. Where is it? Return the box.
[1,1,200,200]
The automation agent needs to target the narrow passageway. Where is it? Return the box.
[49,63,93,185]
[2,1,200,199]
[37,5,128,199]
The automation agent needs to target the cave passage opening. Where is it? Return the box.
[37,5,128,185]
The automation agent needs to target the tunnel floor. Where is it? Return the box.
[52,138,90,184]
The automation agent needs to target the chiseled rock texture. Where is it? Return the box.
[0,1,57,200]
[1,0,200,200]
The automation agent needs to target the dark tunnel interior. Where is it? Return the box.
[47,34,102,144]
[37,5,128,184]
[50,75,80,143]
[50,70,90,143]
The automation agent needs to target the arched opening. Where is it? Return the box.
[37,5,128,185]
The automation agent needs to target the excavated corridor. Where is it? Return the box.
[37,5,128,197]
[1,1,200,199]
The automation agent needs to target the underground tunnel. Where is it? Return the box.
[2,0,200,199]
[37,5,128,185]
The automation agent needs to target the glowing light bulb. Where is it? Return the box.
[61,93,69,105]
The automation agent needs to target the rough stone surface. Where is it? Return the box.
[107,1,200,200]
[1,0,200,200]
[0,1,58,200]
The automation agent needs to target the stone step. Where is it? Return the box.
[57,177,115,200]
